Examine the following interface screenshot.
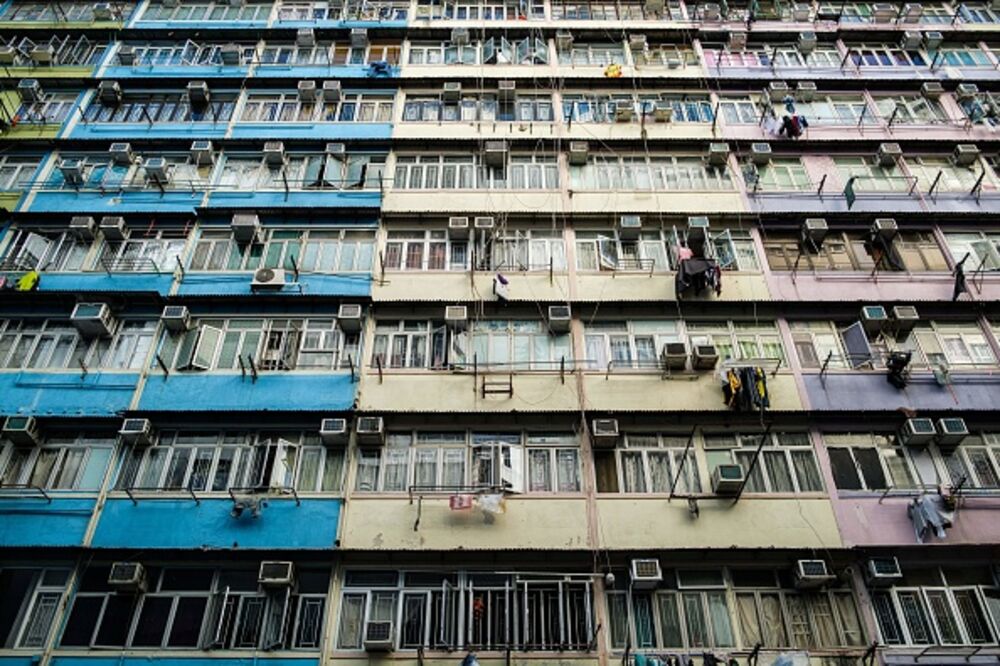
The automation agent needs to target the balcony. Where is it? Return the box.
[0,371,140,417]
[137,372,357,412]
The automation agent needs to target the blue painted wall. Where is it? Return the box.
[176,272,370,297]
[27,191,203,215]
[69,123,229,141]
[52,658,319,666]
[230,123,392,141]
[253,65,399,79]
[803,373,1000,412]
[103,65,251,79]
[0,372,140,417]
[132,19,268,29]
[0,498,96,547]
[205,190,380,209]
[39,273,174,296]
[272,19,408,29]
[91,498,342,549]
[137,373,356,412]
[0,656,42,666]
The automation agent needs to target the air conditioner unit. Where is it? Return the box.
[890,306,919,340]
[794,560,836,589]
[568,141,589,166]
[618,215,642,239]
[923,31,944,49]
[119,418,154,446]
[687,215,710,240]
[645,0,664,12]
[0,47,17,66]
[865,557,903,586]
[556,30,574,50]
[703,2,721,19]
[750,143,773,165]
[297,80,318,100]
[630,559,663,589]
[899,31,922,50]
[591,419,620,447]
[190,140,214,166]
[263,141,285,165]
[17,79,42,102]
[872,2,896,21]
[796,81,817,102]
[58,158,85,186]
[259,561,295,587]
[484,140,508,168]
[798,31,817,54]
[936,418,968,451]
[445,305,468,330]
[443,81,462,102]
[712,464,745,495]
[363,621,394,651]
[186,80,210,104]
[921,81,944,99]
[337,303,363,333]
[802,218,828,248]
[251,268,286,290]
[661,342,687,370]
[322,80,342,102]
[71,302,116,338]
[899,417,937,447]
[447,216,470,238]
[356,416,385,445]
[320,418,349,445]
[692,344,719,370]
[956,83,979,101]
[474,216,495,230]
[629,34,648,52]
[100,216,129,240]
[350,28,369,48]
[30,44,54,64]
[498,80,516,102]
[860,305,888,336]
[875,143,902,167]
[230,213,261,244]
[143,157,171,182]
[296,28,316,47]
[612,102,634,122]
[707,142,730,166]
[2,416,40,446]
[69,216,97,240]
[117,45,136,65]
[952,144,980,167]
[547,305,571,333]
[653,101,674,122]
[902,2,922,19]
[728,30,747,50]
[108,562,147,592]
[161,305,191,333]
[872,218,898,241]
[767,81,790,103]
[93,2,115,19]
[450,27,470,45]
[792,3,811,20]
[220,43,242,65]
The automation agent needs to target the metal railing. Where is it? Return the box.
[0,483,51,502]
[123,485,199,505]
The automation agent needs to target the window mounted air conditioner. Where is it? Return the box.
[484,141,508,168]
[356,416,385,445]
[69,216,97,241]
[109,562,147,592]
[794,560,836,589]
[802,218,828,249]
[618,215,642,239]
[712,464,745,495]
[474,216,495,230]
[872,3,896,21]
[556,30,574,50]
[186,80,210,104]
[190,140,214,166]
[363,621,394,651]
[899,31,922,50]
[297,80,318,101]
[251,268,286,290]
[263,141,285,165]
[547,305,571,333]
[161,305,190,333]
[231,213,260,244]
[93,2,115,19]
[259,561,295,587]
[899,417,936,447]
[323,80,342,102]
[767,81,790,103]
[450,27,470,45]
[871,218,898,242]
[796,81,817,102]
[220,43,242,65]
[443,81,462,102]
[707,143,730,167]
[750,143,772,165]
[920,81,944,99]
[320,418,349,445]
[498,80,516,102]
[702,2,721,19]
[661,342,687,370]
[728,31,747,51]
[630,559,663,589]
[445,305,468,330]
[875,143,902,167]
[2,416,40,446]
[629,34,648,52]
[890,305,919,340]
[109,142,133,165]
[901,2,923,19]
[568,141,589,166]
[860,305,888,337]
[591,419,620,447]
[865,557,903,586]
[0,47,17,66]
[692,344,719,370]
[117,45,136,66]
[120,418,154,446]
[143,157,171,182]
[798,31,817,55]
[952,144,981,167]
[923,31,943,50]
[448,216,470,238]
[59,158,85,186]
[612,102,634,122]
[337,303,363,333]
[100,216,129,241]
[30,44,54,64]
[645,0,664,12]
[936,418,968,452]
[350,28,369,48]
[71,302,116,338]
[653,101,674,122]
[98,80,121,105]
[956,83,979,101]
[687,215,710,241]
[296,28,316,47]
[792,3,811,20]
[19,80,46,104]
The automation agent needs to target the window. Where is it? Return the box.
[0,568,70,649]
[82,93,236,124]
[570,155,733,191]
[189,228,374,273]
[259,40,401,66]
[703,45,842,69]
[847,44,927,67]
[686,321,785,365]
[750,158,812,191]
[826,433,916,491]
[941,433,1000,489]
[115,431,345,494]
[764,231,947,272]
[129,40,256,67]
[561,94,712,124]
[718,96,759,124]
[15,92,77,125]
[414,0,543,19]
[873,95,946,125]
[392,155,559,190]
[140,2,271,22]
[0,437,114,491]
[0,157,40,192]
[903,322,997,369]
[0,228,90,272]
[278,0,409,21]
[489,229,566,271]
[97,230,186,272]
[384,230,466,271]
[0,319,155,371]
[944,232,1000,271]
[906,156,988,194]
[0,2,120,21]
[216,152,386,191]
[595,433,700,494]
[407,38,546,65]
[929,47,993,67]
[584,321,682,370]
[551,0,685,19]
[834,156,910,192]
[791,95,870,126]
[703,432,823,493]
[402,93,552,123]
[633,45,698,67]
[557,43,625,66]
[240,92,394,123]
[47,154,211,191]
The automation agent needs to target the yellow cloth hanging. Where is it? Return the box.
[15,271,39,292]
[603,63,622,78]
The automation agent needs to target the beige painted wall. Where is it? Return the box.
[383,191,565,214]
[582,372,802,412]
[359,373,581,412]
[575,272,770,302]
[374,272,572,303]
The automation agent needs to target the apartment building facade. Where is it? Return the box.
[1,1,1000,665]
